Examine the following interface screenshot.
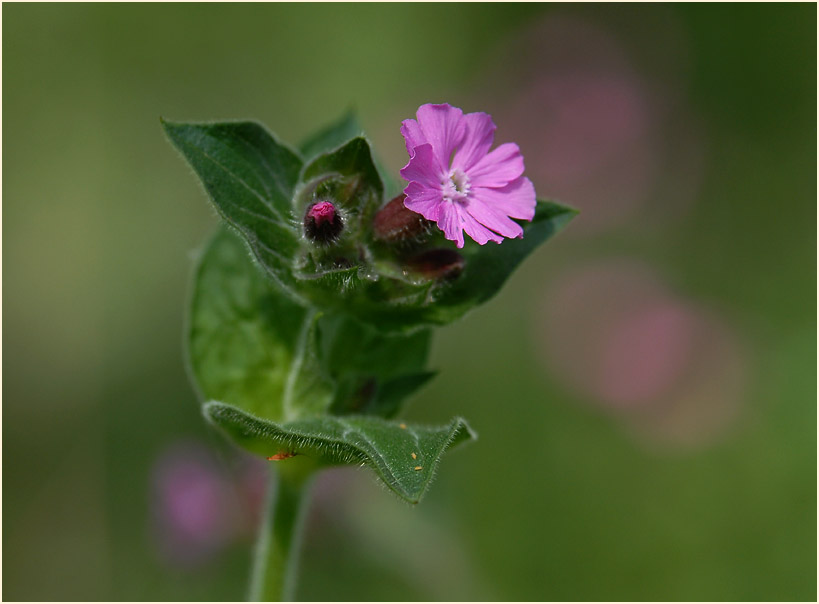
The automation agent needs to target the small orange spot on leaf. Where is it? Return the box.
[414,465,423,471]
[411,452,417,459]
[399,423,407,429]
[268,451,297,461]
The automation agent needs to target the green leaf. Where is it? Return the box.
[204,401,476,504]
[162,119,305,295]
[299,110,402,199]
[281,310,335,420]
[425,200,578,324]
[299,110,363,162]
[317,313,431,382]
[318,314,432,416]
[188,226,314,420]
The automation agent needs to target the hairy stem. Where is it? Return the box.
[248,459,316,601]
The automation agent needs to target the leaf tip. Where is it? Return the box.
[201,400,227,425]
[451,416,479,444]
[159,117,182,138]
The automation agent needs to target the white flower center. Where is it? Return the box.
[441,169,470,203]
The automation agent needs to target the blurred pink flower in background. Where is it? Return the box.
[537,259,748,450]
[482,11,741,451]
[503,72,655,234]
[483,12,705,235]
[625,311,747,450]
[150,442,266,569]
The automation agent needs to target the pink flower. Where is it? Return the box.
[399,103,537,248]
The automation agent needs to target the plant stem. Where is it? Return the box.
[248,458,315,602]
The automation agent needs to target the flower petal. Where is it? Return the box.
[463,197,524,239]
[467,142,525,187]
[403,181,443,222]
[400,143,441,188]
[458,205,505,245]
[400,119,426,156]
[452,112,496,172]
[436,201,465,248]
[471,177,537,221]
[415,104,466,172]
[435,202,505,248]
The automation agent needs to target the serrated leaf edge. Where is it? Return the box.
[203,400,476,503]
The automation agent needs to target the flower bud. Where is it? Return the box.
[373,194,430,243]
[304,200,343,244]
[405,248,465,281]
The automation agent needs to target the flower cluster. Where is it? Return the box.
[400,103,537,248]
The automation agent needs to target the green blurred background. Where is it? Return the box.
[3,3,816,601]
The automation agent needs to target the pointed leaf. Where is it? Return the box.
[163,120,304,294]
[299,110,363,162]
[300,111,402,198]
[204,401,476,503]
[428,200,578,323]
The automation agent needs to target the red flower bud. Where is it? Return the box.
[373,194,430,243]
[405,248,465,281]
[304,200,343,244]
